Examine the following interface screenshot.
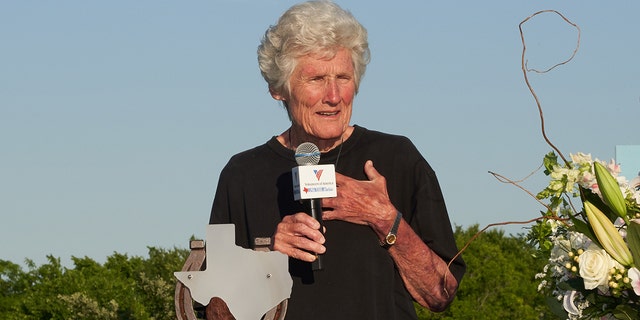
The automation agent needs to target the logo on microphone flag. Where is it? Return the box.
[292,164,337,200]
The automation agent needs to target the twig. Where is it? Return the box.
[488,169,552,212]
[521,10,581,74]
[445,9,581,275]
[519,10,581,167]
[446,215,569,271]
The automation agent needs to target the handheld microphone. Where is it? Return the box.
[292,142,337,270]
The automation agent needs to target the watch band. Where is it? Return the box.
[380,211,402,248]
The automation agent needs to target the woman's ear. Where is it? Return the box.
[269,87,285,101]
[270,87,290,115]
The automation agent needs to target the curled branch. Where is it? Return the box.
[446,215,569,272]
[519,10,581,166]
[446,10,581,274]
[489,168,551,212]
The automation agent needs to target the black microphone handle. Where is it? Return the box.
[308,198,324,271]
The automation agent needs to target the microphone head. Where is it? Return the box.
[295,142,321,165]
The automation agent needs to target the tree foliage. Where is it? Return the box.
[416,225,553,320]
[0,247,188,320]
[1,226,557,319]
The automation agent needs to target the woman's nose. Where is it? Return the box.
[323,79,340,105]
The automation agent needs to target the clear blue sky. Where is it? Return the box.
[2,1,639,267]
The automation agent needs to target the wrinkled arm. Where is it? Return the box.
[382,218,458,311]
[322,160,459,311]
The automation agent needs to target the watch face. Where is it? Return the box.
[386,234,397,245]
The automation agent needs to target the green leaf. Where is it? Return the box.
[612,304,638,320]
[580,186,617,223]
[545,296,568,319]
[570,215,602,249]
[542,151,559,175]
[627,220,640,268]
[558,278,585,291]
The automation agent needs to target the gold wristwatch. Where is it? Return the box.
[381,211,402,249]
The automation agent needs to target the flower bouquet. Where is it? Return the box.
[530,151,640,319]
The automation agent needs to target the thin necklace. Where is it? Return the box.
[334,138,343,169]
[288,128,344,168]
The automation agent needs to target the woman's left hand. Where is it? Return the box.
[322,160,397,236]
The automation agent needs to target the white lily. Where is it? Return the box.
[584,201,633,266]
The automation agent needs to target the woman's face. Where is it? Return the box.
[273,48,356,150]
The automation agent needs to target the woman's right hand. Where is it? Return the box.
[271,212,326,262]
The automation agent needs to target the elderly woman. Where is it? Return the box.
[210,1,465,318]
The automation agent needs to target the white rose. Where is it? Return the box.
[578,249,614,290]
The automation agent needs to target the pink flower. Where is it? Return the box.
[628,267,640,296]
[606,159,621,176]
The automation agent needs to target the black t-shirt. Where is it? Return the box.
[210,125,465,320]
